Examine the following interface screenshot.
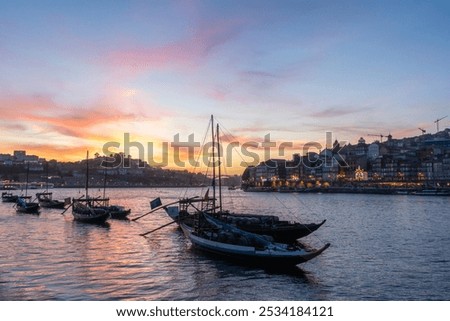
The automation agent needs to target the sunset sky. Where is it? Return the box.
[1,1,449,173]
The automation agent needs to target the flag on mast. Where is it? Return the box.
[150,197,162,209]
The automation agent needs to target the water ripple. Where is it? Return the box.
[1,188,450,300]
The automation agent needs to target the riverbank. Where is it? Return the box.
[243,186,450,196]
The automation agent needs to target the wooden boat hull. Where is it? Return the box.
[2,192,18,203]
[16,203,40,214]
[166,207,326,243]
[110,209,131,219]
[2,196,18,203]
[103,206,131,219]
[72,210,110,223]
[222,215,326,243]
[180,222,329,266]
[72,202,110,223]
[39,200,66,209]
[36,192,67,209]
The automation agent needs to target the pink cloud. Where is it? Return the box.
[310,106,372,118]
[207,88,229,101]
[107,18,245,74]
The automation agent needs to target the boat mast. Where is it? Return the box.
[25,162,29,197]
[211,115,216,213]
[85,151,89,199]
[103,165,107,200]
[45,161,49,193]
[216,123,223,213]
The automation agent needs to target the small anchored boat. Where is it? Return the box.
[2,191,19,203]
[98,166,131,219]
[89,198,131,220]
[106,205,131,219]
[15,164,40,214]
[37,163,68,209]
[16,196,40,214]
[67,151,110,224]
[36,192,68,209]
[72,197,110,223]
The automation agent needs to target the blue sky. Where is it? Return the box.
[1,0,449,171]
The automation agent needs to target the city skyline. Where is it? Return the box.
[1,1,449,173]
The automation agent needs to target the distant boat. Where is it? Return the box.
[70,151,110,224]
[1,182,20,190]
[97,166,131,219]
[37,163,67,209]
[15,163,40,214]
[411,189,450,196]
[36,192,68,209]
[16,196,40,214]
[28,182,39,189]
[91,198,131,220]
[72,197,110,223]
[107,205,131,219]
[2,191,19,203]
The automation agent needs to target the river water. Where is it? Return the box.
[1,187,449,301]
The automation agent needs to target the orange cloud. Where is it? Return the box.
[0,90,177,164]
[0,142,97,162]
[0,92,169,140]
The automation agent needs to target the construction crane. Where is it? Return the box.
[368,134,385,142]
[418,128,426,135]
[434,116,448,132]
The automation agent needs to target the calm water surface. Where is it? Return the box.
[1,188,449,300]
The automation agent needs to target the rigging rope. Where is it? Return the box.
[217,117,327,246]
[179,119,211,200]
